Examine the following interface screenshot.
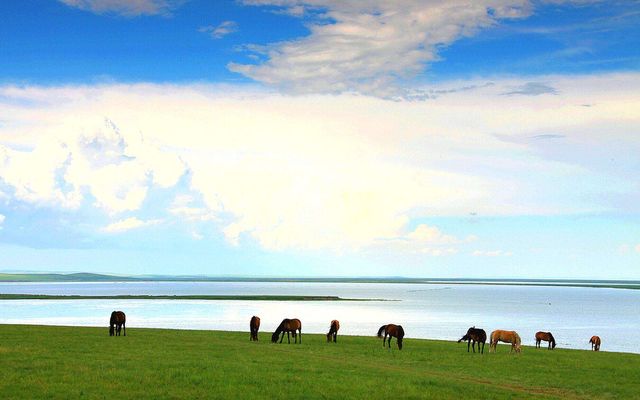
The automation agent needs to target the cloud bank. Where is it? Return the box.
[1,73,638,252]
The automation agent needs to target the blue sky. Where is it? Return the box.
[0,0,639,278]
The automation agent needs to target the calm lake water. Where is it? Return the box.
[1,281,638,354]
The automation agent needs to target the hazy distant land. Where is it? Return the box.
[0,273,638,290]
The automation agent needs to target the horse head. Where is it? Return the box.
[109,325,115,336]
[271,331,280,343]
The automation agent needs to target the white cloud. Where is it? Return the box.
[472,250,513,257]
[102,217,161,233]
[199,21,238,39]
[0,213,5,229]
[0,118,186,213]
[0,73,638,251]
[59,0,185,16]
[231,0,535,97]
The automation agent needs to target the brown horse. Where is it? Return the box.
[589,335,601,351]
[327,320,340,343]
[535,331,556,349]
[109,311,126,336]
[272,318,302,344]
[377,324,404,350]
[249,316,260,341]
[489,330,521,353]
[458,326,487,354]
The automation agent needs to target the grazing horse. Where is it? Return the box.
[457,326,487,354]
[326,320,340,343]
[249,316,260,341]
[535,331,556,349]
[271,318,302,344]
[377,324,404,350]
[589,335,601,351]
[489,330,521,353]
[109,311,126,336]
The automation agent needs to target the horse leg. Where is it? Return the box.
[123,323,126,336]
[467,340,470,352]
[472,340,476,353]
[481,341,485,354]
[287,331,290,344]
[299,328,302,344]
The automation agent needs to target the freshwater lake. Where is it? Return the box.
[1,281,639,354]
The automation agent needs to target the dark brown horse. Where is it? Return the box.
[326,320,340,343]
[458,326,486,354]
[109,311,126,336]
[377,324,404,350]
[589,335,601,351]
[249,316,260,341]
[535,331,556,349]
[489,330,521,353]
[272,318,302,344]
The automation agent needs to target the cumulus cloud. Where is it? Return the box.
[0,117,186,213]
[59,0,186,16]
[0,213,5,228]
[231,0,534,97]
[102,217,162,233]
[0,73,638,251]
[199,21,239,39]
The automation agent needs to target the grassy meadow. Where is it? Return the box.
[1,324,638,399]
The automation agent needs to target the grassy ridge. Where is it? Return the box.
[0,294,376,301]
[1,325,638,399]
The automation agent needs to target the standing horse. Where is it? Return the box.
[326,320,340,343]
[271,318,302,344]
[535,331,556,349]
[458,326,487,354]
[489,330,521,353]
[377,324,404,350]
[109,311,126,336]
[589,335,601,351]
[249,316,260,341]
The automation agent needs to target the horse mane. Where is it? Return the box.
[397,325,405,338]
[514,332,521,345]
[377,325,387,338]
[547,332,555,343]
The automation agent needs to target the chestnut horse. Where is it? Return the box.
[327,320,340,343]
[535,331,556,349]
[109,311,126,336]
[377,324,404,350]
[272,318,302,344]
[589,335,601,351]
[458,326,486,354]
[249,316,260,341]
[489,330,521,353]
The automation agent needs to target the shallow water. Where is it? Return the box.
[0,281,638,353]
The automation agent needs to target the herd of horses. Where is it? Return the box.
[108,311,602,352]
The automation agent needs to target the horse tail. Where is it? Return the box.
[377,325,387,338]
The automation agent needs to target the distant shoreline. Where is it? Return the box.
[0,294,385,301]
[0,273,639,290]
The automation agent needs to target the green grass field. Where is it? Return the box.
[1,325,638,399]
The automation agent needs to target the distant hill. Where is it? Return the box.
[0,273,139,282]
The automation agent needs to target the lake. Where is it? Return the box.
[1,281,638,353]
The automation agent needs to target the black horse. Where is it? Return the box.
[458,326,486,353]
[109,311,126,336]
[271,318,302,344]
